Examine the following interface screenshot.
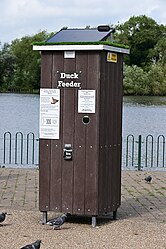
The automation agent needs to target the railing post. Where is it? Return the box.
[4,132,12,164]
[138,134,142,171]
[126,134,135,168]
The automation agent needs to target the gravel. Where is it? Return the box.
[1,209,166,249]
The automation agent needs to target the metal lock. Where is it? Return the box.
[63,144,72,160]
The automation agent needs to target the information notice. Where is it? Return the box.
[40,88,60,139]
[78,90,96,113]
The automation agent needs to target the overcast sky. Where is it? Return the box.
[1,0,166,44]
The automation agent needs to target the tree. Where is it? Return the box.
[149,37,166,67]
[147,64,166,95]
[115,15,165,68]
[123,64,149,95]
[0,43,16,90]
[123,63,166,96]
[10,30,50,91]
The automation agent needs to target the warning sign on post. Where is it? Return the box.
[107,52,117,63]
[40,88,60,139]
[78,90,96,113]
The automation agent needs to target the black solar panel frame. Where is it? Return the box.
[46,28,112,43]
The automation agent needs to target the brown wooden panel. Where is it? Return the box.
[105,55,114,212]
[73,52,88,214]
[39,51,53,211]
[109,54,122,210]
[98,51,123,213]
[98,51,109,213]
[61,58,76,213]
[39,48,124,216]
[52,51,64,88]
[85,51,100,215]
[39,139,51,211]
[107,59,116,212]
[41,52,53,88]
[98,52,105,213]
[112,54,123,208]
[50,52,64,211]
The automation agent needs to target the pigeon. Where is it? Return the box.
[20,240,41,249]
[144,175,152,183]
[0,212,7,224]
[47,213,67,230]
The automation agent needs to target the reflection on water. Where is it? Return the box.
[0,93,165,137]
[123,95,166,107]
[0,93,166,168]
[0,93,39,167]
[123,95,166,138]
[0,93,39,135]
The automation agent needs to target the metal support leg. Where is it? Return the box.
[92,216,97,227]
[41,211,48,224]
[113,210,117,220]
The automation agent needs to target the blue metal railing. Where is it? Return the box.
[0,132,166,170]
[1,131,39,167]
[124,134,166,170]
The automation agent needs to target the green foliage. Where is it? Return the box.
[123,65,149,95]
[0,15,166,95]
[0,31,50,92]
[33,40,129,49]
[149,37,166,66]
[123,63,166,95]
[115,15,166,95]
[0,43,16,89]
[10,31,50,91]
[147,64,166,95]
[115,15,165,68]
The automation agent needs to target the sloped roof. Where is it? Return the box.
[47,28,113,43]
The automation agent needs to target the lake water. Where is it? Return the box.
[123,95,166,137]
[0,93,39,135]
[0,93,166,168]
[0,93,166,136]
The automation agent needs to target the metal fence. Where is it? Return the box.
[122,134,166,171]
[0,132,39,168]
[0,132,165,170]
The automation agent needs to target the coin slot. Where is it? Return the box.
[82,116,90,124]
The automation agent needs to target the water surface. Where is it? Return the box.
[123,95,166,138]
[0,93,166,137]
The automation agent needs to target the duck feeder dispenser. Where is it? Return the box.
[33,26,129,227]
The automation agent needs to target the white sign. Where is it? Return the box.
[78,90,96,113]
[64,51,75,59]
[40,88,60,139]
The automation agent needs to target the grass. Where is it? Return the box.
[33,41,129,49]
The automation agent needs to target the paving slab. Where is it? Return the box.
[0,168,166,248]
[0,168,166,222]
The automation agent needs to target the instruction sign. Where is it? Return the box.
[78,90,96,113]
[40,88,60,139]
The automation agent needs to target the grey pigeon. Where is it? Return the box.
[0,212,7,224]
[144,175,152,183]
[47,213,67,230]
[20,240,41,249]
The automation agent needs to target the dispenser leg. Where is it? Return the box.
[92,216,97,227]
[42,211,48,224]
[113,210,117,220]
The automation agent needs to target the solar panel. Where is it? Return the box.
[47,28,113,43]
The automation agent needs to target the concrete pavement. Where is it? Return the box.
[0,168,166,223]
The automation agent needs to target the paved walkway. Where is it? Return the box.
[0,168,39,210]
[120,170,166,222]
[0,168,166,223]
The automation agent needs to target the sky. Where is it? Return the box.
[1,0,166,44]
